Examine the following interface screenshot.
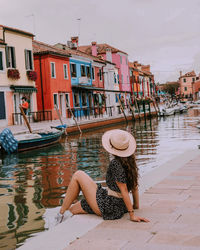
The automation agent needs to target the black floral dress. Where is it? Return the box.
[81,158,128,220]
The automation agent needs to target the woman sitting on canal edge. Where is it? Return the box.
[56,129,149,223]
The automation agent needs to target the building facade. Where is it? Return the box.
[0,25,37,126]
[179,71,196,100]
[33,40,72,120]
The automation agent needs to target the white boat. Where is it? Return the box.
[159,106,175,116]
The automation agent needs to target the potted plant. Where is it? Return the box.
[7,69,20,80]
[27,70,37,81]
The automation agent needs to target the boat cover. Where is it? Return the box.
[0,128,18,154]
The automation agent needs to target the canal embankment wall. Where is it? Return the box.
[18,148,200,250]
[0,111,157,135]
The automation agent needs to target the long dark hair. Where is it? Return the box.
[116,154,139,191]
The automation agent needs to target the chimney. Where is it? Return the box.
[91,41,97,56]
[71,36,78,49]
[106,48,112,62]
[180,71,182,77]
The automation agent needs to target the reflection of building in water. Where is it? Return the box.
[0,163,45,249]
[133,119,159,167]
[76,136,106,181]
[40,141,78,207]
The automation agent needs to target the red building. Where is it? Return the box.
[33,40,72,120]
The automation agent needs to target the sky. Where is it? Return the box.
[1,0,200,84]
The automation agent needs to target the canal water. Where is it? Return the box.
[0,108,200,249]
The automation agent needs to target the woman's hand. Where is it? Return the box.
[130,214,150,223]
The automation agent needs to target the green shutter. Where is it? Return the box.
[24,49,28,70]
[11,47,16,68]
[5,46,9,68]
[0,51,3,70]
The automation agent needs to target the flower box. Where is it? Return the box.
[7,69,20,80]
[27,70,37,81]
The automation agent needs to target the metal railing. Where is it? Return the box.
[67,106,114,121]
[12,110,52,125]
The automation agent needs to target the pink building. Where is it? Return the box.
[79,43,130,92]
[179,71,196,100]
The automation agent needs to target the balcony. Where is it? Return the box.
[79,76,89,84]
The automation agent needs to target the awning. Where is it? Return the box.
[10,85,37,93]
[72,85,131,93]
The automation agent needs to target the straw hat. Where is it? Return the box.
[102,129,136,157]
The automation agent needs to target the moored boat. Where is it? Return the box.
[0,128,63,155]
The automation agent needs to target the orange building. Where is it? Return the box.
[33,40,73,120]
[129,62,140,96]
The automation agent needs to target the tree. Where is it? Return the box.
[161,81,180,97]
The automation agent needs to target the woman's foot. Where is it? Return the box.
[55,210,73,225]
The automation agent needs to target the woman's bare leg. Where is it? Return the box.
[69,201,87,215]
[60,170,101,216]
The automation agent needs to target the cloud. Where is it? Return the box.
[1,0,200,83]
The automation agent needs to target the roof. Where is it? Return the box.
[79,43,128,55]
[181,71,196,78]
[0,24,34,37]
[53,43,106,64]
[129,61,153,76]
[33,40,71,58]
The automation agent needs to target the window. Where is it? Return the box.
[127,75,129,83]
[122,75,124,84]
[184,87,187,91]
[120,55,122,64]
[0,51,3,71]
[65,93,70,107]
[53,94,58,108]
[63,64,68,79]
[126,57,128,65]
[86,66,91,78]
[114,73,117,83]
[74,93,80,107]
[92,67,95,80]
[5,46,16,68]
[81,65,86,76]
[25,49,33,70]
[51,62,56,78]
[99,69,102,81]
[183,78,186,82]
[70,63,77,77]
[192,77,195,82]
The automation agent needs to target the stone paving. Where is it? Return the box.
[64,154,200,250]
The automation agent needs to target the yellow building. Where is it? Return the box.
[0,25,37,126]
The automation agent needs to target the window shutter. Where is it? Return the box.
[24,49,28,70]
[11,47,16,68]
[0,51,3,70]
[5,46,9,68]
[29,50,33,70]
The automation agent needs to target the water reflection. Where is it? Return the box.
[0,108,200,249]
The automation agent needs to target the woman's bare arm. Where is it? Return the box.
[116,182,149,222]
[132,186,139,209]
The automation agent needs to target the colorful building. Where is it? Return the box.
[79,43,130,93]
[33,40,72,120]
[0,25,37,126]
[130,61,155,98]
[54,38,107,117]
[179,71,196,100]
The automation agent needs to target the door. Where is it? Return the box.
[59,94,66,118]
